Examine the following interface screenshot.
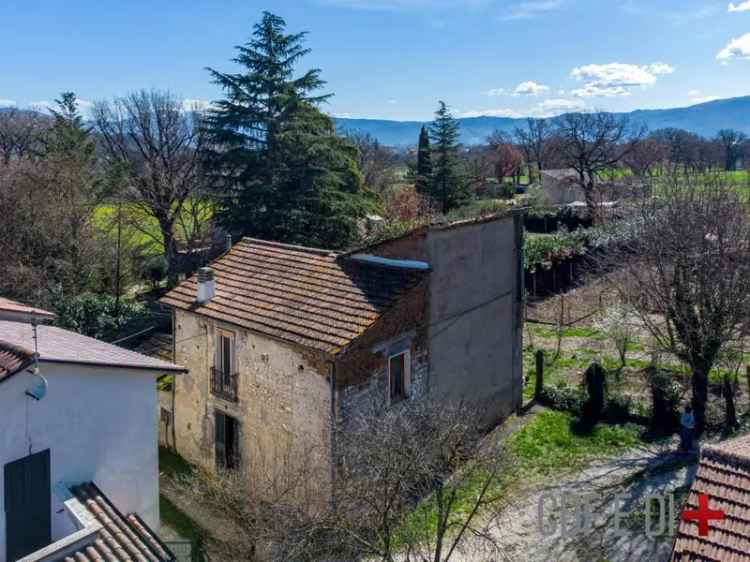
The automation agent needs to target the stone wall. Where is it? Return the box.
[357,214,524,426]
[334,279,430,420]
[172,310,332,502]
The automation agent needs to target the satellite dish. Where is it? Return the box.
[25,372,48,401]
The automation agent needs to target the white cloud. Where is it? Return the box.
[644,62,676,76]
[570,84,630,97]
[533,98,585,116]
[514,80,550,96]
[485,88,506,96]
[687,90,720,104]
[459,97,584,119]
[387,99,398,104]
[692,96,720,104]
[27,98,94,115]
[499,0,563,21]
[570,62,675,97]
[459,108,523,118]
[729,1,750,12]
[717,33,750,63]
[0,99,16,108]
[29,101,54,113]
[181,99,213,113]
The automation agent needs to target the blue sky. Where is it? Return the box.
[2,0,750,121]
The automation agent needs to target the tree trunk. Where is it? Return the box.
[691,367,709,434]
[157,213,178,288]
[724,375,738,430]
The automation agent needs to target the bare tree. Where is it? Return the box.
[347,131,399,194]
[513,118,554,182]
[0,94,107,305]
[462,145,495,194]
[716,129,748,172]
[493,143,525,185]
[622,138,666,177]
[0,107,49,164]
[604,175,750,432]
[92,90,206,286]
[554,112,645,212]
[170,400,512,562]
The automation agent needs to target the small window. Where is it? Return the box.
[215,411,240,470]
[388,351,409,404]
[212,330,238,401]
[216,330,234,374]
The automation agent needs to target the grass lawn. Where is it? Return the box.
[158,447,208,544]
[159,446,194,478]
[507,410,643,478]
[397,407,644,548]
[92,199,215,255]
[160,494,206,543]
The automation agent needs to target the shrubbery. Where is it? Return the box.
[54,292,163,343]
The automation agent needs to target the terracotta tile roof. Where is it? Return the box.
[135,332,174,363]
[0,296,56,321]
[0,321,186,374]
[672,434,750,562]
[65,482,174,562]
[0,340,34,381]
[161,238,428,354]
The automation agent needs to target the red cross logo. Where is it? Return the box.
[682,493,725,537]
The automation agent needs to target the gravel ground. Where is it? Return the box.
[453,437,698,562]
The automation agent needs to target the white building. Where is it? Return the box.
[0,298,56,324]
[0,314,185,562]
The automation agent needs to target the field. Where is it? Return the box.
[92,199,215,256]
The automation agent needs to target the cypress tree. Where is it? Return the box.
[202,12,375,248]
[415,125,432,195]
[428,101,468,213]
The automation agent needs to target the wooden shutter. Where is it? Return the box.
[4,450,51,560]
[215,412,226,468]
[389,353,405,401]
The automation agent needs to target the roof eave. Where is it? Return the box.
[38,358,188,374]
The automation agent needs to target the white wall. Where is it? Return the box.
[0,363,160,562]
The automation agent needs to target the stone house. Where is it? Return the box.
[0,310,184,562]
[160,212,524,498]
[539,168,588,205]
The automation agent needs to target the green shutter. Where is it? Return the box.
[215,412,226,468]
[5,450,51,560]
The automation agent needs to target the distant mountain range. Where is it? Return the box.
[333,96,750,147]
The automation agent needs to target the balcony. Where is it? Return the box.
[210,367,238,402]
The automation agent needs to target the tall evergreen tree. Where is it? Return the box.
[202,12,375,248]
[415,125,432,195]
[427,101,468,213]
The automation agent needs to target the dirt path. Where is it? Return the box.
[456,437,698,562]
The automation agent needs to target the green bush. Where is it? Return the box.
[538,384,587,415]
[606,393,634,424]
[54,292,155,343]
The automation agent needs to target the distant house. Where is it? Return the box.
[539,168,588,205]
[671,434,750,561]
[0,297,56,324]
[0,319,185,562]
[160,212,524,500]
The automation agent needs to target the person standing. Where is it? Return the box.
[680,405,695,452]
